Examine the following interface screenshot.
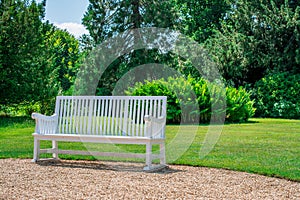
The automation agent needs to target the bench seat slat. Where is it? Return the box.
[33,133,164,144]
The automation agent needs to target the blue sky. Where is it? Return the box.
[42,0,89,37]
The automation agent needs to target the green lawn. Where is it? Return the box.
[0,116,299,181]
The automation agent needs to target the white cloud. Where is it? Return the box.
[54,22,89,38]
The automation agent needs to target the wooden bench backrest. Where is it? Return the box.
[55,96,167,138]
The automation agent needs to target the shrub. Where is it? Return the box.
[226,87,256,122]
[126,77,255,124]
[253,72,300,119]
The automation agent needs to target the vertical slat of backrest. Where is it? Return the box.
[110,98,117,135]
[123,99,129,136]
[156,99,161,117]
[93,98,97,134]
[87,98,93,134]
[152,98,158,138]
[79,98,84,134]
[64,98,68,133]
[77,98,82,134]
[68,98,73,134]
[111,98,115,135]
[58,98,63,133]
[157,99,162,138]
[107,98,112,135]
[153,99,157,118]
[62,98,68,134]
[72,98,77,134]
[154,98,159,138]
[95,98,99,134]
[75,98,79,134]
[80,98,84,134]
[116,99,120,136]
[118,99,124,136]
[115,99,120,135]
[87,98,91,134]
[158,97,165,138]
[86,98,90,134]
[144,99,149,136]
[82,99,87,134]
[162,97,167,138]
[54,97,60,134]
[77,98,81,134]
[88,98,91,134]
[45,119,48,134]
[86,99,90,134]
[107,98,111,135]
[132,99,137,136]
[40,119,44,134]
[103,98,108,135]
[145,99,149,117]
[140,99,145,137]
[62,99,68,133]
[108,98,112,135]
[110,98,116,135]
[128,98,134,136]
[72,98,76,134]
[135,99,141,136]
[149,99,153,118]
[105,98,109,135]
[91,98,98,135]
[41,119,45,134]
[41,119,44,134]
[100,98,105,135]
[65,98,70,133]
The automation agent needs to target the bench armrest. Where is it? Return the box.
[144,115,166,138]
[32,113,58,134]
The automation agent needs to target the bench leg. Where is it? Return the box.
[160,143,166,165]
[52,140,58,159]
[144,142,152,170]
[32,138,40,162]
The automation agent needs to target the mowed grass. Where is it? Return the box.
[0,116,299,181]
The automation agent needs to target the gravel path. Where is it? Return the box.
[0,159,299,199]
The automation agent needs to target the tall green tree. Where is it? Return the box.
[81,0,178,95]
[0,0,55,105]
[206,0,300,86]
[175,0,230,43]
[83,0,177,44]
[46,28,81,92]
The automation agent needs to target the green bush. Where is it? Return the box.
[126,77,255,124]
[254,72,300,119]
[226,87,256,122]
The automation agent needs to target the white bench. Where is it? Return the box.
[32,96,167,171]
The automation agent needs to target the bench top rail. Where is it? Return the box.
[54,96,167,138]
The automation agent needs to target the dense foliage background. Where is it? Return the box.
[0,0,299,121]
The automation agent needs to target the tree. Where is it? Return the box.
[46,28,81,92]
[205,0,300,87]
[175,0,230,43]
[0,0,83,115]
[82,0,177,44]
[0,0,54,105]
[81,0,178,95]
